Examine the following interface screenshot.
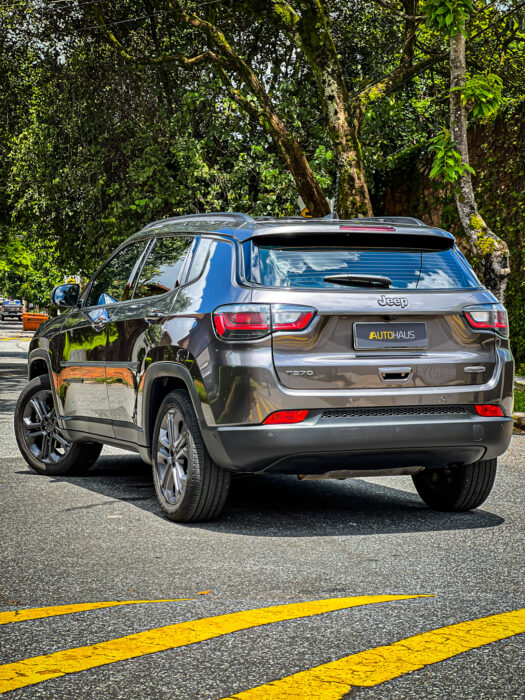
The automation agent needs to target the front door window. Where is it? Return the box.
[87,241,149,307]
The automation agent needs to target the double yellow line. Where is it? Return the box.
[0,595,523,697]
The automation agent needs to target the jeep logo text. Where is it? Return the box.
[377,294,408,308]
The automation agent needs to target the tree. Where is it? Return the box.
[93,0,448,217]
[425,0,511,300]
[2,1,304,273]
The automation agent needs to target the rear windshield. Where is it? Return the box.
[250,246,480,290]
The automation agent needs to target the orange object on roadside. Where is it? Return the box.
[22,313,48,331]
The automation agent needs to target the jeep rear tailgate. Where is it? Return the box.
[247,232,497,392]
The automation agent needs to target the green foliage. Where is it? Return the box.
[514,383,525,412]
[0,0,523,318]
[428,128,475,182]
[452,71,504,120]
[0,234,65,307]
[422,0,474,37]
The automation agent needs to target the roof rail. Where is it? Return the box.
[349,216,426,226]
[143,212,254,230]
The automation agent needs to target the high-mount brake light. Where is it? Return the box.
[263,410,310,425]
[213,304,315,341]
[464,304,509,337]
[339,225,396,232]
[475,404,504,417]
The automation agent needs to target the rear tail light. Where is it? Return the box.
[213,305,271,340]
[475,404,504,417]
[464,304,509,337]
[263,410,310,424]
[272,305,315,330]
[213,304,315,341]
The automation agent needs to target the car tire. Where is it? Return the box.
[412,459,497,512]
[14,375,102,476]
[152,389,231,522]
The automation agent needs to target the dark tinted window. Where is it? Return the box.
[87,241,148,306]
[254,247,479,290]
[133,235,192,299]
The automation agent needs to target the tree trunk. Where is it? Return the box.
[316,67,372,218]
[268,113,331,216]
[449,31,510,301]
[215,67,330,217]
[297,6,372,218]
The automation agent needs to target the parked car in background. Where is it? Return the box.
[1,299,23,321]
[15,214,514,522]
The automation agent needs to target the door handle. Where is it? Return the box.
[378,366,413,383]
[145,310,164,324]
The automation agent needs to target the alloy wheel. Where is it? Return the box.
[22,389,71,464]
[156,408,189,505]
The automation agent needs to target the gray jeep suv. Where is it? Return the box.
[15,214,514,521]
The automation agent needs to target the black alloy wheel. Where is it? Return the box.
[14,375,102,476]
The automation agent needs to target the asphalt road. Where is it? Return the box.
[0,319,524,699]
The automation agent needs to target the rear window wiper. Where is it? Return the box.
[323,274,392,289]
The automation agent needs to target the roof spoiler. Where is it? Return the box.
[249,226,455,252]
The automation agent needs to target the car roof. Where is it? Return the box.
[128,213,454,247]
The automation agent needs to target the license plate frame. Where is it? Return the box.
[354,322,428,349]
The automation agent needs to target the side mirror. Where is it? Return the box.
[51,283,80,308]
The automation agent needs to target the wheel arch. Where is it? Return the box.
[142,361,210,457]
[28,350,52,380]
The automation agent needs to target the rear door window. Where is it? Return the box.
[253,246,480,290]
[133,235,193,299]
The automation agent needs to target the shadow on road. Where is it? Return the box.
[17,453,504,537]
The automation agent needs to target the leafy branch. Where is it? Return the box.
[422,0,474,36]
[428,127,475,182]
[451,70,504,119]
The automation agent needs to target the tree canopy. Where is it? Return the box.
[1,0,523,351]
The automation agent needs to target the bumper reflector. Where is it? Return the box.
[475,404,504,417]
[263,410,310,425]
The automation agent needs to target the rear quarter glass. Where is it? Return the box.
[247,245,480,290]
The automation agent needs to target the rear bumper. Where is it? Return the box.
[204,413,514,474]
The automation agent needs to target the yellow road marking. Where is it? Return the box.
[0,595,424,694]
[0,599,189,626]
[222,607,525,699]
